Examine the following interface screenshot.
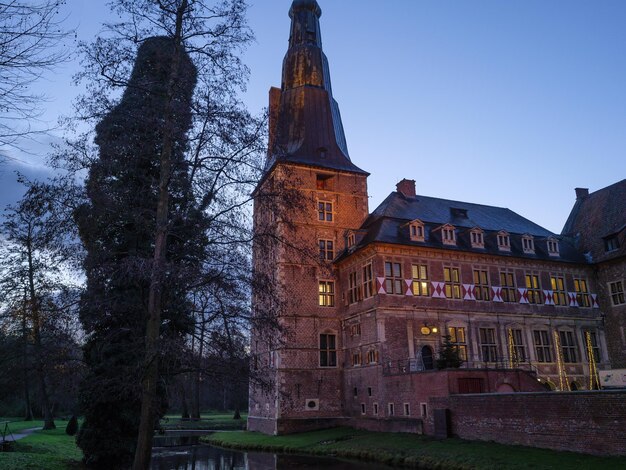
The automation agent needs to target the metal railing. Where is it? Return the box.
[382,357,539,376]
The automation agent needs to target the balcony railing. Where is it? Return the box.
[382,357,538,376]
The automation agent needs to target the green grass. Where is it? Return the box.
[0,419,82,470]
[205,427,626,470]
[162,411,247,430]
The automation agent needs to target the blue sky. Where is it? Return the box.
[1,0,625,233]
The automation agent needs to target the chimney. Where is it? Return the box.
[396,179,416,197]
[575,187,589,200]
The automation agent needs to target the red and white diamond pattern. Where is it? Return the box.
[492,287,503,302]
[376,277,386,295]
[405,279,413,296]
[518,288,529,304]
[591,294,599,308]
[543,290,555,305]
[431,281,446,298]
[568,292,578,307]
[463,284,476,300]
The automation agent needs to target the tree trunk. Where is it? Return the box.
[22,301,33,421]
[133,3,187,469]
[191,318,205,420]
[180,382,190,420]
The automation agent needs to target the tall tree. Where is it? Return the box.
[0,1,70,153]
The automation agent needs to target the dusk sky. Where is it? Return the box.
[1,0,625,234]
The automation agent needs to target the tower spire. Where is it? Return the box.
[267,0,367,175]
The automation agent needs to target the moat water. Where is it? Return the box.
[151,441,397,470]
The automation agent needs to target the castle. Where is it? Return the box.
[248,0,626,437]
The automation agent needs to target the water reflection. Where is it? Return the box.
[151,445,396,470]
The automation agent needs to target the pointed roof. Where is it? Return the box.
[266,0,367,175]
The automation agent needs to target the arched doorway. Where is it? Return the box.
[421,346,434,370]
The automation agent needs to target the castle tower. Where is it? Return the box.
[248,0,369,435]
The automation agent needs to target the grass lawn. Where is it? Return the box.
[162,411,247,430]
[205,427,626,470]
[0,419,82,470]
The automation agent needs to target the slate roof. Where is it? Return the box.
[340,191,587,264]
[562,179,626,263]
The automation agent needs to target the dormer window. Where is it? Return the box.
[522,234,535,254]
[497,231,511,251]
[605,235,619,252]
[409,220,425,242]
[347,232,356,248]
[470,228,485,248]
[441,224,456,246]
[547,237,560,257]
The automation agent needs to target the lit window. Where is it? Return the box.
[508,329,526,364]
[366,349,379,364]
[583,331,601,363]
[525,274,543,304]
[473,269,490,301]
[574,278,591,307]
[448,326,467,360]
[470,229,484,248]
[500,271,517,302]
[522,235,535,254]
[385,261,403,295]
[609,281,625,305]
[559,331,577,363]
[411,264,430,296]
[479,328,498,363]
[547,237,560,256]
[362,263,374,298]
[441,225,456,245]
[497,231,511,251]
[444,267,461,299]
[319,239,334,261]
[348,271,361,304]
[319,333,337,367]
[409,220,425,242]
[318,201,333,222]
[550,275,567,306]
[605,236,619,252]
[533,330,552,363]
[319,281,335,307]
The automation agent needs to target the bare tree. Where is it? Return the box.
[0,1,71,154]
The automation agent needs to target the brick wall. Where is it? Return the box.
[430,390,626,456]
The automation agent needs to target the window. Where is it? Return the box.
[583,331,600,363]
[444,267,461,299]
[319,281,335,307]
[605,236,619,252]
[610,281,625,305]
[352,351,362,367]
[473,269,490,301]
[442,225,456,245]
[404,403,410,416]
[470,229,484,248]
[525,274,543,304]
[319,239,334,261]
[508,329,526,363]
[385,261,403,295]
[318,201,333,222]
[411,264,430,296]
[316,174,333,190]
[348,271,361,304]
[550,275,567,306]
[350,323,361,336]
[500,271,517,302]
[388,403,395,416]
[362,263,374,299]
[360,403,366,415]
[373,403,379,415]
[366,349,379,364]
[559,331,577,363]
[448,326,467,360]
[533,330,552,363]
[347,233,356,247]
[574,278,590,307]
[319,334,337,367]
[479,328,498,363]
[409,221,425,242]
[522,235,535,254]
[367,387,372,397]
[420,403,428,418]
[497,231,511,251]
[547,238,560,256]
